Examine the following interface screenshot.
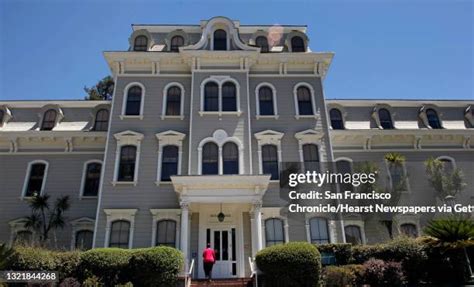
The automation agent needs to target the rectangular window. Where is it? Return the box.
[25,163,46,197]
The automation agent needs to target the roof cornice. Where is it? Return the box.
[0,100,111,108]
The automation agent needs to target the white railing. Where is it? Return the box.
[248,257,259,287]
[184,258,195,287]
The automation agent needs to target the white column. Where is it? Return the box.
[180,202,190,264]
[253,202,263,252]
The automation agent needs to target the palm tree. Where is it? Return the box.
[425,157,466,201]
[0,243,14,269]
[23,193,70,246]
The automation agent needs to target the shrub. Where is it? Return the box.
[362,259,404,287]
[128,246,183,287]
[256,242,321,287]
[55,250,81,280]
[316,243,352,265]
[59,277,81,287]
[79,248,132,286]
[321,264,364,287]
[5,246,57,271]
[82,275,103,287]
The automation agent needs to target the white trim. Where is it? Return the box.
[295,129,325,171]
[121,82,146,119]
[161,82,185,120]
[150,209,181,247]
[21,160,49,198]
[436,155,457,169]
[38,105,64,131]
[9,218,35,247]
[197,129,244,175]
[200,76,242,114]
[104,209,137,248]
[293,82,318,119]
[254,130,284,175]
[305,216,333,244]
[70,217,95,250]
[155,131,186,183]
[211,27,231,51]
[343,220,366,244]
[255,82,278,119]
[79,160,103,198]
[384,158,411,194]
[261,208,289,247]
[112,130,144,185]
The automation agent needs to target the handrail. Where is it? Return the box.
[184,258,195,287]
[248,257,259,287]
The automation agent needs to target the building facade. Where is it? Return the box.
[0,16,473,279]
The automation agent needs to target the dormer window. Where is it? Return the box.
[133,35,148,51]
[0,110,4,126]
[41,109,57,131]
[378,108,394,129]
[213,29,227,51]
[256,36,269,52]
[329,108,344,130]
[93,109,109,131]
[291,36,305,52]
[426,108,442,129]
[170,36,184,52]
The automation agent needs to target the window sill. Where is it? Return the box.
[79,196,98,200]
[199,111,243,117]
[112,181,137,186]
[161,115,185,120]
[256,115,279,120]
[154,181,173,186]
[295,114,320,120]
[119,115,143,120]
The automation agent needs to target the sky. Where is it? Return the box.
[0,0,472,101]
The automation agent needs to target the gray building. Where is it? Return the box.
[0,16,473,279]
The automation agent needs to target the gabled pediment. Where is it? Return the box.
[295,129,324,141]
[254,129,284,140]
[156,130,186,145]
[114,130,144,141]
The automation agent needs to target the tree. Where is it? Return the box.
[84,76,114,100]
[23,193,70,246]
[424,157,466,201]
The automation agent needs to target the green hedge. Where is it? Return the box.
[256,242,321,287]
[79,248,132,285]
[316,243,352,265]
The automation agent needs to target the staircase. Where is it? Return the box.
[190,278,253,287]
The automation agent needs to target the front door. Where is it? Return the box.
[207,227,237,278]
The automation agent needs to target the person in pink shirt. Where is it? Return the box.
[202,243,216,281]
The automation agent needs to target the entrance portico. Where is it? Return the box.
[171,175,270,278]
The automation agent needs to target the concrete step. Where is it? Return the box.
[191,278,253,287]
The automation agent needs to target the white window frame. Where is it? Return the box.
[161,82,185,120]
[155,130,186,184]
[255,82,278,119]
[295,129,324,172]
[344,220,366,244]
[397,216,420,238]
[210,27,230,51]
[79,160,103,198]
[384,158,411,194]
[305,216,334,244]
[21,160,49,198]
[112,130,144,186]
[197,129,244,175]
[9,218,35,247]
[293,83,318,119]
[0,105,13,127]
[70,217,95,250]
[254,130,284,181]
[199,76,242,116]
[104,209,137,249]
[418,105,443,129]
[261,207,289,247]
[436,156,457,169]
[120,82,146,120]
[150,209,181,248]
[37,105,64,131]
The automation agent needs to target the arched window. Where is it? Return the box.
[25,162,47,197]
[213,29,227,50]
[297,86,313,115]
[156,220,176,247]
[303,144,319,172]
[291,36,305,52]
[426,108,441,129]
[118,145,137,182]
[256,36,269,52]
[222,82,237,111]
[204,82,219,111]
[202,142,218,175]
[161,146,179,181]
[309,217,329,244]
[439,158,455,174]
[93,109,109,131]
[265,218,284,246]
[336,160,353,192]
[345,225,362,245]
[262,145,279,180]
[165,86,182,116]
[0,110,4,125]
[170,36,184,52]
[258,86,274,115]
[75,230,93,250]
[14,230,33,245]
[134,35,148,51]
[83,162,102,196]
[223,142,239,174]
[400,223,417,238]
[125,86,142,116]
[378,108,394,129]
[330,109,344,130]
[109,220,130,248]
[41,109,57,131]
